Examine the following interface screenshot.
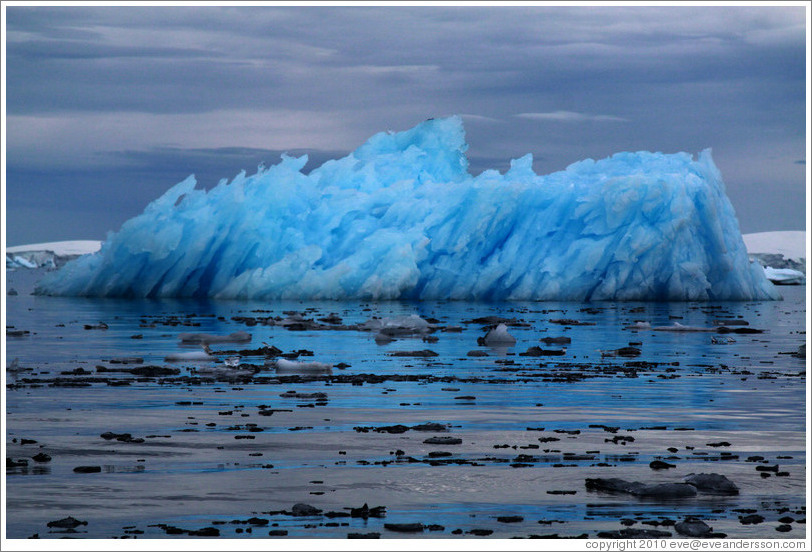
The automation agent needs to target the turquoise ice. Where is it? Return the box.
[36,117,778,301]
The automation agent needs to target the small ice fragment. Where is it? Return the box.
[478,323,517,346]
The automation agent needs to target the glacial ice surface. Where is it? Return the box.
[36,116,779,301]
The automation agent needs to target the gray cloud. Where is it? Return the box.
[517,111,629,123]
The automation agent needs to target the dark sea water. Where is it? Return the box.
[4,268,807,541]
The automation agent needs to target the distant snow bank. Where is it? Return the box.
[742,232,806,262]
[742,231,806,284]
[7,240,102,256]
[6,240,102,269]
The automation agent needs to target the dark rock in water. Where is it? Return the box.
[347,532,380,538]
[739,514,765,525]
[716,326,764,334]
[390,349,438,357]
[541,336,571,344]
[467,350,489,357]
[428,451,452,458]
[246,517,269,526]
[497,515,524,523]
[73,466,102,473]
[585,478,697,498]
[650,460,676,470]
[375,424,410,434]
[636,483,697,498]
[350,503,386,518]
[684,473,739,495]
[32,453,52,463]
[468,528,494,536]
[83,322,109,330]
[384,523,424,533]
[47,516,87,529]
[464,316,518,325]
[424,436,463,445]
[675,518,712,537]
[129,366,181,377]
[776,524,793,533]
[7,458,29,468]
[269,529,289,536]
[597,528,672,538]
[411,422,448,432]
[520,346,566,357]
[108,357,144,364]
[290,503,322,517]
[187,527,219,537]
[100,432,145,444]
[603,346,642,358]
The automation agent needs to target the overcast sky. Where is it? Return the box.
[3,3,808,246]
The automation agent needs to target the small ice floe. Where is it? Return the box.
[178,331,251,344]
[362,315,433,337]
[652,322,715,332]
[763,267,805,285]
[165,345,213,362]
[223,356,241,368]
[193,364,256,379]
[624,321,652,330]
[477,323,516,346]
[272,358,333,374]
[711,336,736,344]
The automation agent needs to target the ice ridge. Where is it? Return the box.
[36,116,779,301]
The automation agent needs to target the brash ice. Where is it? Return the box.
[36,117,779,301]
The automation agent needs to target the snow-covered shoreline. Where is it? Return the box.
[6,240,102,257]
[6,240,102,270]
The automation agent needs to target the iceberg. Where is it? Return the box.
[35,116,779,302]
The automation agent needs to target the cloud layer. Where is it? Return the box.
[4,5,807,244]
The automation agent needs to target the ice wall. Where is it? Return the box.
[36,116,779,301]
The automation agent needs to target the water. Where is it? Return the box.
[5,268,807,540]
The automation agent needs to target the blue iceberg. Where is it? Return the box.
[36,116,778,301]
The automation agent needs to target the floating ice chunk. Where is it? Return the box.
[223,356,241,367]
[165,347,213,362]
[36,117,779,302]
[478,323,517,345]
[361,315,433,336]
[763,267,805,285]
[273,358,333,374]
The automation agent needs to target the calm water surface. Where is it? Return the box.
[5,268,807,540]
